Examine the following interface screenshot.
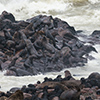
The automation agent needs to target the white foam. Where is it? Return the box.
[0,0,100,31]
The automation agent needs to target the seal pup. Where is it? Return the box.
[64,70,75,80]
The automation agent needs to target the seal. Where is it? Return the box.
[61,80,81,91]
[2,11,15,22]
[24,38,43,57]
[3,29,12,40]
[42,36,55,54]
[8,57,18,68]
[60,89,80,100]
[8,90,24,100]
[0,96,8,100]
[36,81,68,91]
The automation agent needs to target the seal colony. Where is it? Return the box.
[0,11,99,76]
[1,70,100,100]
[1,11,100,100]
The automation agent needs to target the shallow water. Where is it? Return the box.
[0,0,100,92]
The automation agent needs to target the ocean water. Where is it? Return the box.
[0,0,100,92]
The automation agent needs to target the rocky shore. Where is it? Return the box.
[1,71,100,100]
[0,11,99,76]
